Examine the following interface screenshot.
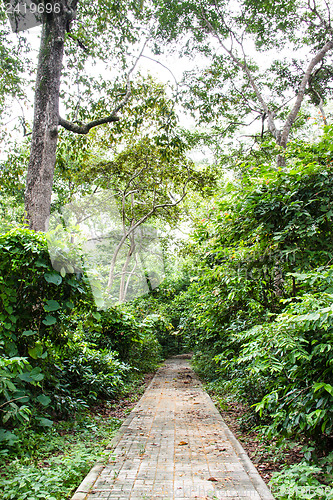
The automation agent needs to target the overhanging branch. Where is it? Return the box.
[58,38,149,135]
[59,114,120,134]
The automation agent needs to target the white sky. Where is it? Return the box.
[0,10,328,162]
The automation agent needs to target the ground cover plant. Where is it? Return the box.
[0,374,151,500]
[0,228,163,498]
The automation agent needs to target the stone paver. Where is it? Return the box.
[71,355,275,500]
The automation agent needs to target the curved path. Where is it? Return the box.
[71,355,274,500]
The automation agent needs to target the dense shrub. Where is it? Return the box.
[0,228,163,448]
[155,130,333,445]
[0,228,93,445]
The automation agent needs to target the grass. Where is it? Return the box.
[0,374,152,500]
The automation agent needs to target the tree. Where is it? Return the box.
[13,0,148,231]
[153,0,333,166]
[48,78,215,304]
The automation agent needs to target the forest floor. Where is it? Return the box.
[0,373,156,500]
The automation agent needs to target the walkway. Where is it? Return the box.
[71,355,274,500]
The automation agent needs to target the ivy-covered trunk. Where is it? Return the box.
[24,3,71,232]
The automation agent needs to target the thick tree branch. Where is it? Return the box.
[280,40,333,147]
[59,38,149,135]
[59,114,120,134]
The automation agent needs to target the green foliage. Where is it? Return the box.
[270,455,333,499]
[152,0,333,158]
[0,451,96,500]
[123,272,195,356]
[215,283,333,439]
[57,346,130,402]
[0,412,121,500]
[0,227,91,355]
[160,127,333,444]
[0,228,163,449]
[0,228,92,440]
[128,127,333,495]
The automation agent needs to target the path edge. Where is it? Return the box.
[193,372,276,500]
[69,367,161,500]
[70,357,275,500]
[223,424,275,499]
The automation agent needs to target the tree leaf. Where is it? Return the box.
[22,330,37,336]
[36,417,53,427]
[36,394,51,406]
[44,300,61,312]
[28,342,44,359]
[42,315,57,326]
[44,272,62,285]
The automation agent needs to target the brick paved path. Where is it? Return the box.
[71,355,274,500]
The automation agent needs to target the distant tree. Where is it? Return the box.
[50,78,215,303]
[153,0,333,165]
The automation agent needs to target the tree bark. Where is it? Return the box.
[119,234,135,302]
[25,2,70,231]
[279,40,333,149]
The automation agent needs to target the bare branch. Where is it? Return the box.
[0,396,28,409]
[280,39,333,146]
[59,38,149,134]
[140,54,179,91]
[308,0,333,35]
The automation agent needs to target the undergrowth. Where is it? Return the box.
[201,375,333,500]
[0,373,152,500]
[0,411,121,500]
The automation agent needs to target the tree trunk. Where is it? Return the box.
[123,255,138,301]
[25,3,69,231]
[119,235,135,302]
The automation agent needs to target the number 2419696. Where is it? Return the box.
[0,2,61,14]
